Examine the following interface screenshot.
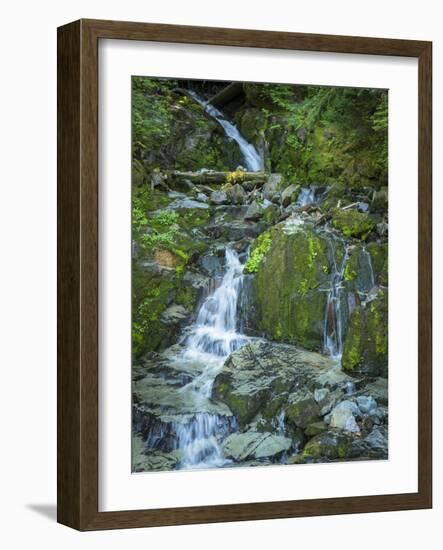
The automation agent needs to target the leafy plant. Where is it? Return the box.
[244,231,273,274]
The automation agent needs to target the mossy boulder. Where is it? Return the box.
[251,226,332,350]
[212,340,336,428]
[331,208,375,239]
[285,393,321,429]
[342,289,388,377]
[302,430,353,461]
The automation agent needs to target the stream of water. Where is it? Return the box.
[172,249,248,469]
[187,90,262,172]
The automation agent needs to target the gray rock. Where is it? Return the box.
[305,421,328,437]
[213,340,336,427]
[363,378,388,405]
[132,435,182,472]
[281,184,300,207]
[196,192,208,203]
[199,252,224,276]
[222,431,291,461]
[210,190,229,205]
[262,173,282,200]
[357,202,370,213]
[244,200,263,221]
[254,434,292,459]
[314,388,329,403]
[329,401,361,433]
[356,395,377,414]
[286,393,321,429]
[317,388,344,416]
[168,198,209,210]
[227,183,247,205]
[160,304,189,325]
[364,426,388,456]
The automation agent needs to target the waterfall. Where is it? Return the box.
[323,238,349,360]
[172,248,248,468]
[187,90,262,172]
[297,186,317,206]
[361,247,376,291]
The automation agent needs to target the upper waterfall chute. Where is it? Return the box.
[186,90,262,172]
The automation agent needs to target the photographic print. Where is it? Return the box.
[131,77,388,473]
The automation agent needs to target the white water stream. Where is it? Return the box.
[187,90,262,172]
[173,249,248,468]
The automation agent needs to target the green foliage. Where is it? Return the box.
[132,77,176,162]
[238,82,388,185]
[225,168,247,186]
[150,210,179,227]
[244,230,273,273]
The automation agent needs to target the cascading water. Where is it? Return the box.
[323,238,349,360]
[297,186,317,206]
[361,247,376,291]
[187,90,262,172]
[171,248,248,469]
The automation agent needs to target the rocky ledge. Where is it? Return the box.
[212,340,388,464]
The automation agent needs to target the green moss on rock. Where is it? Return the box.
[302,430,351,461]
[331,208,375,239]
[366,242,388,286]
[342,289,388,376]
[252,227,332,350]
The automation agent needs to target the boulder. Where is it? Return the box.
[285,393,321,429]
[244,200,263,221]
[132,435,182,472]
[222,431,291,461]
[210,190,229,205]
[329,401,361,433]
[251,226,333,350]
[160,304,190,325]
[302,430,353,461]
[281,184,300,207]
[362,378,388,406]
[349,426,388,459]
[227,183,247,205]
[305,421,328,437]
[356,395,377,414]
[342,289,388,376]
[212,340,336,428]
[196,192,208,203]
[262,173,282,200]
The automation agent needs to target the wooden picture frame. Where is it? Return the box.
[57,18,432,530]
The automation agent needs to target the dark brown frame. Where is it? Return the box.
[57,18,432,531]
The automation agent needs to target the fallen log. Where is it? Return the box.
[208,82,245,108]
[170,170,267,185]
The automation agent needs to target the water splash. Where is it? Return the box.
[187,90,261,172]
